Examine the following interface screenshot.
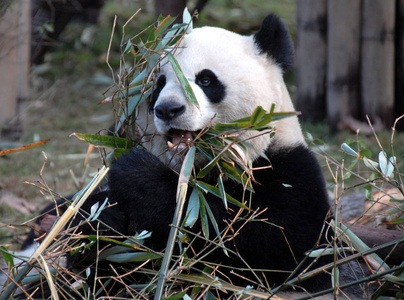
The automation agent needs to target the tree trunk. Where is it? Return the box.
[326,0,361,131]
[361,0,395,127]
[396,0,404,130]
[295,0,327,122]
[154,0,187,20]
[0,0,31,139]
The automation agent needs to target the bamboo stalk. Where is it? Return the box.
[0,166,109,300]
[154,147,195,300]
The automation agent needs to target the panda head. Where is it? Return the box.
[137,14,305,170]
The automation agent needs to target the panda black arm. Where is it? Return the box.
[203,144,331,287]
[108,150,179,250]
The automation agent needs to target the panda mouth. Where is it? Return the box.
[166,128,194,151]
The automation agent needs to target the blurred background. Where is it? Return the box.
[0,0,403,244]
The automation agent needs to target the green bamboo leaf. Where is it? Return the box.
[165,52,199,108]
[202,196,223,246]
[198,190,209,239]
[147,26,155,42]
[196,181,249,210]
[182,7,193,30]
[217,174,228,210]
[86,236,137,248]
[184,188,200,227]
[363,157,379,171]
[384,274,404,285]
[341,143,358,157]
[220,161,253,191]
[117,90,151,132]
[161,23,188,47]
[161,26,181,47]
[268,111,297,122]
[197,142,234,178]
[359,149,372,159]
[333,221,390,271]
[105,251,161,263]
[0,246,15,277]
[307,247,354,257]
[250,106,267,126]
[164,290,188,300]
[71,133,135,149]
[178,146,196,187]
[213,122,251,131]
[379,151,388,175]
[385,203,404,215]
[383,215,404,225]
[154,15,177,38]
[128,83,153,96]
[123,40,133,55]
[379,152,396,178]
[129,69,146,86]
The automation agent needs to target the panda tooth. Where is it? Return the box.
[167,141,175,149]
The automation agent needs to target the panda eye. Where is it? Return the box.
[196,69,216,88]
[156,75,166,91]
[198,77,211,87]
[195,69,226,104]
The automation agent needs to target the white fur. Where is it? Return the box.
[137,26,305,169]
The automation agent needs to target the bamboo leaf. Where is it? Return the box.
[218,174,228,210]
[71,133,135,149]
[307,247,354,257]
[363,157,379,171]
[123,40,132,55]
[178,146,196,190]
[164,290,188,300]
[379,151,388,175]
[250,106,267,126]
[341,143,358,157]
[197,142,234,178]
[0,247,15,277]
[129,69,146,86]
[333,221,390,271]
[106,252,162,263]
[185,188,200,228]
[165,52,199,108]
[154,15,177,38]
[202,196,228,256]
[196,181,248,210]
[0,139,50,156]
[198,191,209,239]
[182,7,193,30]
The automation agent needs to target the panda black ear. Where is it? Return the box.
[254,14,294,72]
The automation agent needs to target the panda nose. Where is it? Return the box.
[155,102,185,121]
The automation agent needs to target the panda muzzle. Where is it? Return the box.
[167,129,194,150]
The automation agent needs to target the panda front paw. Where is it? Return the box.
[108,149,179,237]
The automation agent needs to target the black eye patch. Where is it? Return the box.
[195,69,226,104]
[149,75,166,112]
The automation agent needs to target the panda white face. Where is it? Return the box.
[137,21,305,170]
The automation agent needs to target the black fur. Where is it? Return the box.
[149,74,166,112]
[254,14,294,71]
[95,143,331,290]
[195,69,226,103]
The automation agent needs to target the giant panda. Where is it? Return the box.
[108,13,332,290]
[7,14,339,298]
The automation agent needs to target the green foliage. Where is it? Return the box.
[340,133,404,225]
